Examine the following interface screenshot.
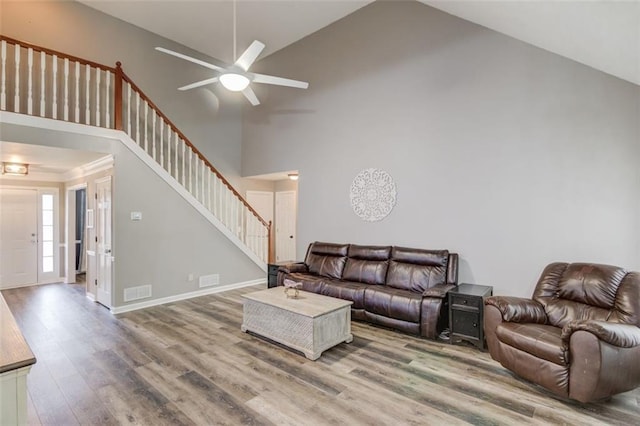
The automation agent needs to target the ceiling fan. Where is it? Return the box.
[155,41,308,106]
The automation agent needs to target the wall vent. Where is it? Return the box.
[199,274,220,288]
[124,285,152,302]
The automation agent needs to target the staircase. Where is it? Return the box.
[0,35,272,268]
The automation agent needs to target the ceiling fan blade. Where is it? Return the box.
[242,87,260,106]
[155,47,224,72]
[252,73,309,89]
[178,77,219,91]
[234,40,266,71]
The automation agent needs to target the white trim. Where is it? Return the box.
[64,156,113,182]
[86,292,96,302]
[110,278,266,314]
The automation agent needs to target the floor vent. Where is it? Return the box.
[199,274,220,288]
[124,285,152,302]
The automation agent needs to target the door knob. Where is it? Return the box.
[105,249,112,254]
[289,235,293,239]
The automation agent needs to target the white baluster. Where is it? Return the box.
[14,44,20,112]
[201,159,205,203]
[159,120,164,167]
[143,102,148,152]
[126,82,131,135]
[63,58,69,120]
[39,52,45,116]
[174,133,179,179]
[85,64,90,124]
[207,169,212,212]
[181,142,186,186]
[105,71,111,128]
[167,129,172,176]
[52,55,57,119]
[27,48,33,114]
[152,112,156,160]
[135,91,140,144]
[1,40,6,110]
[73,61,80,123]
[188,150,193,193]
[95,68,101,127]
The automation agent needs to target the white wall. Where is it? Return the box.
[242,1,640,296]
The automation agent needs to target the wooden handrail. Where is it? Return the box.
[0,35,116,73]
[120,70,269,227]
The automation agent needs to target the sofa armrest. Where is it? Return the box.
[561,320,640,349]
[278,262,308,274]
[484,296,547,324]
[422,283,456,298]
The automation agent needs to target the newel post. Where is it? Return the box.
[268,221,274,264]
[114,61,123,130]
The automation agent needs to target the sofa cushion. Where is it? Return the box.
[386,247,449,292]
[364,286,422,323]
[348,245,391,261]
[321,279,367,309]
[342,245,391,285]
[306,242,348,279]
[285,272,326,293]
[496,323,567,366]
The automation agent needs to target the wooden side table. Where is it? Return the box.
[449,284,493,350]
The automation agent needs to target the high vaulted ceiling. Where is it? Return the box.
[78,0,639,86]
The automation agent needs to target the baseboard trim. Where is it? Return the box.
[86,293,96,302]
[110,279,266,314]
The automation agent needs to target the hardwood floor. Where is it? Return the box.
[2,282,639,425]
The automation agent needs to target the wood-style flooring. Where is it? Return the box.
[2,282,639,425]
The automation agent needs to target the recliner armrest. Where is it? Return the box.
[561,320,640,349]
[422,283,456,298]
[484,296,547,324]
[278,262,308,274]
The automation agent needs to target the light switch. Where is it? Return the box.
[131,211,142,221]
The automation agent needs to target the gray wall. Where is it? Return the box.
[1,0,246,187]
[2,121,264,307]
[242,1,640,296]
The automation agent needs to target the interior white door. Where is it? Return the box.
[96,177,112,308]
[246,191,273,254]
[0,189,38,288]
[275,191,297,262]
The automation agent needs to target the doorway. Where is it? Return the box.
[95,176,112,308]
[0,187,60,288]
[275,191,297,262]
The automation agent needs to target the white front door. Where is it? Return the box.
[275,191,297,262]
[0,189,38,288]
[96,177,112,308]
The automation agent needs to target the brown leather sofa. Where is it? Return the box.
[277,242,458,339]
[484,262,640,402]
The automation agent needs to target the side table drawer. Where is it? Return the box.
[450,294,482,310]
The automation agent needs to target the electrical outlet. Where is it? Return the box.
[188,273,194,282]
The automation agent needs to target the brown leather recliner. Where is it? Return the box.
[484,262,640,403]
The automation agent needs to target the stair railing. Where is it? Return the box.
[0,35,272,264]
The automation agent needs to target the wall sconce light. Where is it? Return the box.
[1,162,29,176]
[288,173,299,181]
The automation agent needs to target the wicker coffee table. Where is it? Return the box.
[241,287,353,360]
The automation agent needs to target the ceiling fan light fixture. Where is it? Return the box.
[288,173,299,181]
[219,73,250,92]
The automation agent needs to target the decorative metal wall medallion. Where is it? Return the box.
[350,168,397,222]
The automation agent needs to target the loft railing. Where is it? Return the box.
[0,35,272,264]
